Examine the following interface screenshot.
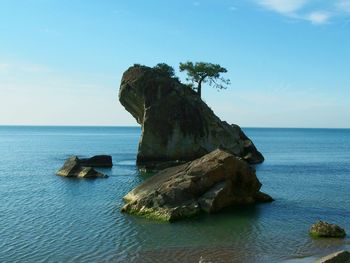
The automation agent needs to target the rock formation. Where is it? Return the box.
[121,149,273,221]
[314,251,350,263]
[119,65,264,168]
[56,156,110,178]
[310,221,346,238]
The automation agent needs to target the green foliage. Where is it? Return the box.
[179,61,230,97]
[153,63,176,78]
[133,63,146,68]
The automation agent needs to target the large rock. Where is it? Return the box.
[121,149,273,221]
[314,251,350,263]
[56,156,108,178]
[119,65,264,168]
[310,221,346,238]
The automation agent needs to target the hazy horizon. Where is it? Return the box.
[1,125,350,130]
[1,0,349,128]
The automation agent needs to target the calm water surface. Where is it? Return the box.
[0,126,349,263]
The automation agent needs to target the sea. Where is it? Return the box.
[0,126,349,263]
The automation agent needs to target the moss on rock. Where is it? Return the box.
[310,221,346,238]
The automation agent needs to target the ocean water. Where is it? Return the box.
[0,126,349,263]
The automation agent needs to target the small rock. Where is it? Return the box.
[310,221,346,238]
[77,167,107,178]
[56,156,81,177]
[314,250,350,263]
[56,156,108,179]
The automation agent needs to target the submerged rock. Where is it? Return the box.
[56,156,108,178]
[119,65,264,168]
[314,250,350,263]
[310,221,346,238]
[121,149,273,221]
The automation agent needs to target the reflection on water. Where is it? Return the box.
[0,127,349,262]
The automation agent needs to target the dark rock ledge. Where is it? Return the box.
[79,155,113,168]
[314,250,350,263]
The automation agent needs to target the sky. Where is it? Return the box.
[0,0,349,128]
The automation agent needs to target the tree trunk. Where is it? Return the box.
[197,75,207,98]
[197,82,202,98]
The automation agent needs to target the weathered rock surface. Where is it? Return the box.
[121,149,273,221]
[314,251,350,263]
[310,221,346,238]
[79,155,113,167]
[56,156,108,178]
[119,65,264,168]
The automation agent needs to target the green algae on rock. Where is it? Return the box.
[310,221,346,238]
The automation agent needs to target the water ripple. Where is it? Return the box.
[1,127,350,262]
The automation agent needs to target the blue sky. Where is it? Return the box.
[0,0,349,127]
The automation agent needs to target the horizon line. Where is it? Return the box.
[0,124,349,129]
